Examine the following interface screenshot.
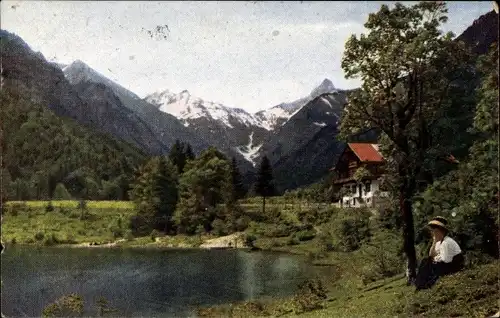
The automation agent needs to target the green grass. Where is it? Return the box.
[198,259,499,318]
[6,200,135,209]
[2,201,135,245]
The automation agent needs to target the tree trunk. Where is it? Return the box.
[262,196,266,215]
[399,172,417,284]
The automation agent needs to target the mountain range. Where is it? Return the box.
[1,9,497,192]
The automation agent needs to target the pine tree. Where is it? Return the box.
[255,156,275,215]
[174,147,232,234]
[230,157,246,202]
[52,183,72,200]
[129,156,179,234]
[168,140,186,174]
[184,143,195,162]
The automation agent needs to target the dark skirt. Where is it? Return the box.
[415,253,465,290]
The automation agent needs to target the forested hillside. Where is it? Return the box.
[1,90,146,201]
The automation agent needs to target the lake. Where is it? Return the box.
[1,246,335,317]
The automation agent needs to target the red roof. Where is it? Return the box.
[348,143,384,162]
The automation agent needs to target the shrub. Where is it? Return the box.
[234,216,251,232]
[254,223,294,238]
[58,207,70,216]
[42,293,84,317]
[7,202,27,216]
[9,207,19,216]
[11,237,17,244]
[287,236,300,246]
[244,234,257,248]
[125,231,134,241]
[43,233,60,246]
[293,229,316,242]
[34,232,45,241]
[314,232,334,252]
[150,229,161,242]
[211,218,228,236]
[45,201,55,212]
[285,279,328,314]
[297,206,336,225]
[358,229,404,284]
[129,215,151,237]
[64,234,77,244]
[69,211,80,219]
[330,208,371,252]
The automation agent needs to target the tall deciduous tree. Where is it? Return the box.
[255,155,276,215]
[340,2,473,281]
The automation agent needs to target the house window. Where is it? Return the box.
[351,185,356,195]
[365,181,371,193]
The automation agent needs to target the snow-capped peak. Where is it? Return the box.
[145,89,263,129]
[254,78,338,130]
[310,78,337,97]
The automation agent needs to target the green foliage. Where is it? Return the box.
[95,297,119,317]
[408,262,498,317]
[329,209,371,252]
[43,233,60,246]
[340,1,475,279]
[297,206,336,225]
[230,157,246,201]
[42,294,118,317]
[168,140,195,174]
[174,147,232,234]
[34,231,45,241]
[42,294,84,317]
[293,229,316,242]
[52,183,72,200]
[353,166,372,183]
[359,229,405,284]
[211,218,228,236]
[45,201,54,212]
[282,279,328,315]
[415,44,499,261]
[150,229,161,242]
[255,155,276,198]
[129,156,179,235]
[244,234,257,248]
[1,91,145,201]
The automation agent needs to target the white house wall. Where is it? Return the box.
[340,179,388,208]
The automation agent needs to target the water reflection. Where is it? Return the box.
[2,247,327,317]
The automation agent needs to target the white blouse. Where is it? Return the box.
[433,236,462,263]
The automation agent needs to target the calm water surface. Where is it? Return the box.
[1,246,334,317]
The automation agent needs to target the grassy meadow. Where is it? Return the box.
[2,200,136,245]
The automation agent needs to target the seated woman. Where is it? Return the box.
[415,216,465,290]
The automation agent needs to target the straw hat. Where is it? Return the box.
[427,216,449,231]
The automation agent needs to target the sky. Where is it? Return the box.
[1,1,494,112]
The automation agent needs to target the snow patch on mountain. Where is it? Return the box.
[313,122,327,127]
[256,78,338,130]
[236,132,262,167]
[146,90,265,129]
[145,78,338,131]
